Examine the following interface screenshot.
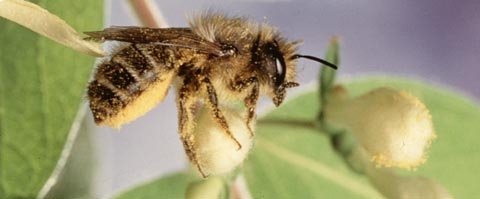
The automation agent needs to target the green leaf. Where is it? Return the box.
[246,92,382,199]
[0,1,103,198]
[245,77,480,199]
[319,37,340,102]
[42,110,96,199]
[113,173,197,199]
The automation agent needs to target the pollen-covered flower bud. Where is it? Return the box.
[193,106,254,176]
[325,86,436,169]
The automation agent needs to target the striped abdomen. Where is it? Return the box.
[88,44,179,127]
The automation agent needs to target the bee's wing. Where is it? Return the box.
[85,26,224,56]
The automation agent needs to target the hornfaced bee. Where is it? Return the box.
[86,12,336,176]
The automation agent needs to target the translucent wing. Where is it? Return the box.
[85,26,225,56]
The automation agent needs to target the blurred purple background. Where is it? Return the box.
[92,0,479,197]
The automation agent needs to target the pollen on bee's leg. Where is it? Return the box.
[218,129,243,150]
[212,110,243,150]
[182,137,208,178]
[233,137,242,150]
[246,125,255,138]
[205,81,243,151]
[217,117,242,151]
[243,81,259,138]
[244,108,257,138]
[192,106,254,176]
[195,156,209,178]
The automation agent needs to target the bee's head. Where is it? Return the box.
[251,35,337,106]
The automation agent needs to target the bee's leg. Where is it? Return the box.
[177,79,207,177]
[243,79,259,137]
[204,79,242,150]
[231,77,259,137]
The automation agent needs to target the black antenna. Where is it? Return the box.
[291,54,338,70]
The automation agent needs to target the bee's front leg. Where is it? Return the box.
[177,78,207,177]
[231,77,259,137]
[204,78,242,150]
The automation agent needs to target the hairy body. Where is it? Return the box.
[86,12,334,176]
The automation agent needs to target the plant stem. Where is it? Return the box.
[127,0,169,28]
[229,174,252,199]
[230,182,242,199]
[257,118,316,130]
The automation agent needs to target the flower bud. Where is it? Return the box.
[193,106,254,176]
[372,174,453,199]
[366,164,452,199]
[350,147,452,199]
[325,87,436,169]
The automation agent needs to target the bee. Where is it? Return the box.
[85,12,336,176]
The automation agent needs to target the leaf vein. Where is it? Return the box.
[257,138,383,199]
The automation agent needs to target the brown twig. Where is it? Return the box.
[231,182,242,199]
[127,0,169,28]
[230,175,253,199]
[257,118,316,130]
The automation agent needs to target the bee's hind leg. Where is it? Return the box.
[204,78,242,150]
[177,78,207,177]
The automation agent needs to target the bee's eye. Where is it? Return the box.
[257,41,286,87]
[275,58,283,77]
[274,56,286,87]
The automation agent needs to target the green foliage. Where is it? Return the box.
[113,77,480,199]
[0,1,103,198]
[114,173,197,199]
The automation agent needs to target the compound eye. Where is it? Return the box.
[262,40,286,87]
[276,58,284,77]
[274,56,286,87]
